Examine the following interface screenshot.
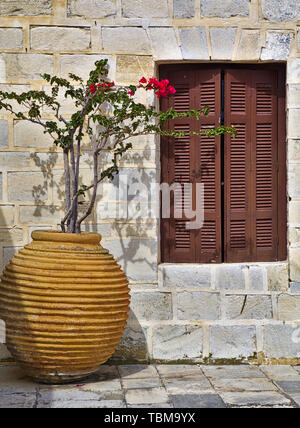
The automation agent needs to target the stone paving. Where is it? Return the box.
[0,364,300,408]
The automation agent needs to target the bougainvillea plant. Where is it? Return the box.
[0,60,235,233]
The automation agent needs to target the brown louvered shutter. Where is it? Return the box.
[224,67,286,262]
[160,66,222,263]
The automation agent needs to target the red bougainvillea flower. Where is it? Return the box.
[148,77,160,88]
[90,84,96,94]
[128,90,134,96]
[158,79,169,89]
[140,77,176,98]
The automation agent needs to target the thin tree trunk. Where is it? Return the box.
[69,138,77,233]
[76,151,98,233]
[63,149,71,233]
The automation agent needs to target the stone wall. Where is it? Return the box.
[0,0,300,363]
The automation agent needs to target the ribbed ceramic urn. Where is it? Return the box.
[0,230,130,384]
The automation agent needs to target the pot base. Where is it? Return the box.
[29,369,99,385]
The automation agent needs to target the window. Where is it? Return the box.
[160,64,286,263]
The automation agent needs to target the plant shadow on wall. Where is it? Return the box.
[30,151,60,222]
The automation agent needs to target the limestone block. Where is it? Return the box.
[235,30,261,60]
[177,291,220,320]
[0,228,23,244]
[81,222,112,237]
[102,27,151,53]
[31,27,91,52]
[278,294,300,321]
[0,0,52,16]
[210,326,256,359]
[174,0,194,18]
[149,27,182,60]
[119,150,156,167]
[287,59,300,84]
[201,0,250,17]
[109,220,157,238]
[111,325,148,362]
[0,28,22,50]
[162,264,211,287]
[129,291,172,320]
[102,238,157,281]
[264,324,300,358]
[121,0,169,18]
[31,152,64,168]
[248,265,267,291]
[0,85,30,113]
[262,0,300,22]
[97,167,157,201]
[60,54,115,81]
[288,109,300,139]
[3,246,21,265]
[14,121,53,148]
[127,134,156,150]
[19,205,60,224]
[289,201,300,225]
[288,139,300,161]
[7,172,47,202]
[288,85,300,108]
[290,283,300,294]
[179,27,209,60]
[290,247,300,282]
[289,227,300,247]
[152,325,203,361]
[210,27,237,60]
[215,264,245,290]
[261,31,294,61]
[0,173,2,200]
[68,0,117,18]
[116,55,154,85]
[266,263,289,292]
[0,54,53,81]
[224,295,273,320]
[0,152,31,168]
[42,86,80,115]
[0,206,15,225]
[0,120,8,147]
[288,164,300,197]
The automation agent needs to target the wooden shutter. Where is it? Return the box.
[160,66,222,263]
[224,67,286,262]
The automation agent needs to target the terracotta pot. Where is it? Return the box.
[0,230,130,384]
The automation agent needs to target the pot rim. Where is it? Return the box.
[31,230,101,245]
